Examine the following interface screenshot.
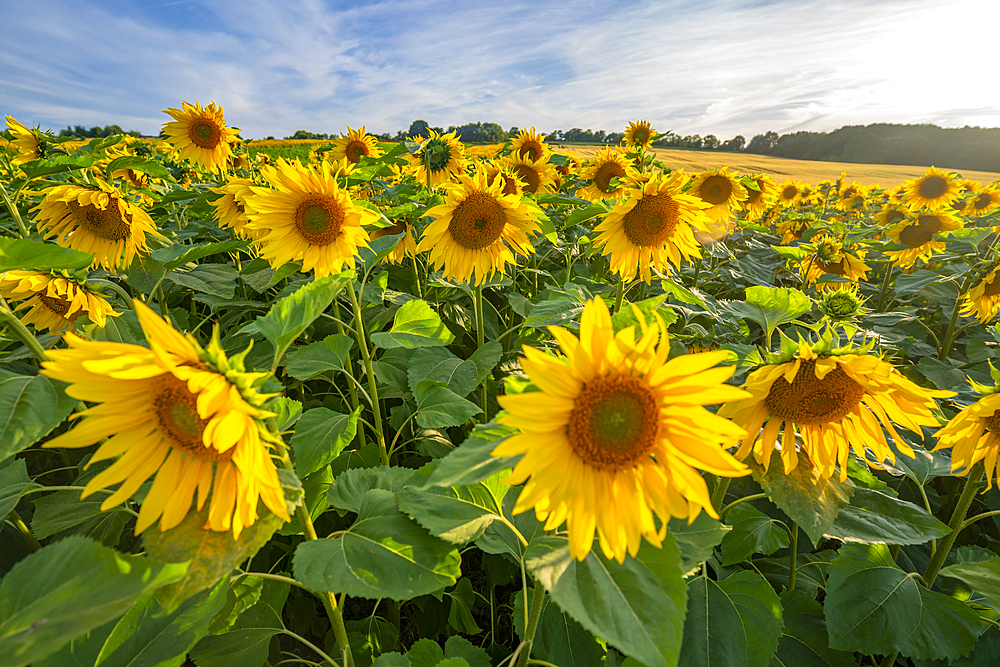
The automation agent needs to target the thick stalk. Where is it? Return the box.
[0,299,47,362]
[410,254,423,299]
[787,522,799,591]
[347,281,389,465]
[475,285,488,420]
[923,465,985,588]
[514,581,547,667]
[710,477,732,516]
[613,277,626,314]
[331,299,364,450]
[0,181,30,238]
[9,509,41,551]
[937,296,963,361]
[876,262,894,312]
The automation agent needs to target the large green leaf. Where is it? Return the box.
[293,488,461,600]
[750,449,853,545]
[290,406,360,477]
[168,264,239,298]
[825,487,950,545]
[326,466,415,513]
[770,590,856,667]
[106,155,172,180]
[0,458,40,519]
[396,471,508,544]
[189,579,289,667]
[31,489,125,542]
[513,586,604,667]
[525,534,686,667]
[724,286,812,342]
[422,422,519,488]
[940,556,1000,611]
[256,271,355,368]
[475,488,544,560]
[894,587,986,661]
[0,536,187,667]
[0,370,77,462]
[414,380,481,428]
[668,514,731,575]
[151,239,250,272]
[370,299,455,349]
[284,333,354,380]
[18,154,95,178]
[407,347,478,397]
[679,571,783,667]
[0,237,93,272]
[720,504,790,566]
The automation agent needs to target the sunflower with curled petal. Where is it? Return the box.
[777,216,813,244]
[243,158,375,278]
[417,168,541,285]
[718,336,953,481]
[484,163,526,196]
[329,125,383,165]
[776,180,806,207]
[406,130,467,188]
[934,377,1000,489]
[624,120,657,149]
[33,181,161,270]
[40,300,290,537]
[875,202,910,227]
[161,101,241,172]
[494,296,749,562]
[371,216,418,264]
[501,153,556,195]
[576,147,635,201]
[959,267,1000,323]
[211,178,258,240]
[510,127,552,163]
[0,270,119,333]
[798,236,871,292]
[689,167,748,223]
[4,115,45,165]
[740,173,781,221]
[885,210,963,268]
[967,186,1000,217]
[592,170,711,283]
[902,166,961,210]
[835,182,869,213]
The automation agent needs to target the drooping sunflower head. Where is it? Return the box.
[836,182,869,212]
[777,180,806,207]
[330,125,383,164]
[32,181,162,270]
[741,173,781,220]
[510,127,552,162]
[934,370,1000,488]
[875,203,911,227]
[885,210,963,268]
[416,167,541,285]
[776,216,813,243]
[800,236,871,291]
[577,147,635,201]
[243,158,377,278]
[959,265,1000,323]
[211,177,258,240]
[967,186,1000,217]
[624,120,657,149]
[0,270,119,333]
[501,153,556,195]
[161,100,241,172]
[484,163,526,196]
[406,130,467,188]
[494,295,749,562]
[689,167,749,222]
[592,170,712,283]
[4,115,46,165]
[370,216,418,264]
[902,166,961,210]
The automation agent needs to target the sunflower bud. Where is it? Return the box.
[818,287,868,321]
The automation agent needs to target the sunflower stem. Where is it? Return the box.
[878,652,898,667]
[710,477,732,516]
[86,279,134,309]
[937,295,963,361]
[718,492,766,521]
[347,280,389,466]
[331,298,365,450]
[613,277,626,314]
[875,261,895,312]
[475,284,489,421]
[960,509,1000,531]
[923,464,986,589]
[0,181,30,238]
[514,580,547,667]
[9,509,41,551]
[0,298,48,363]
[787,521,798,591]
[410,254,423,299]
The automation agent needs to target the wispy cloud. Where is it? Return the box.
[2,0,997,139]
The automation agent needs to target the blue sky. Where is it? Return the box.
[2,0,998,140]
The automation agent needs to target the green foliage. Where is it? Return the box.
[0,237,93,272]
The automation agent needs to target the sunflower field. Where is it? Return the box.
[4,106,1000,667]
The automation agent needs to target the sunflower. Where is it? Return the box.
[4,115,44,165]
[494,296,749,562]
[875,203,910,227]
[371,217,418,264]
[211,178,257,240]
[40,300,290,537]
[406,130,467,188]
[836,183,868,213]
[0,270,118,333]
[718,336,953,481]
[417,168,541,285]
[934,378,1000,488]
[102,145,152,191]
[484,163,526,196]
[624,120,657,149]
[689,167,748,222]
[33,181,161,270]
[777,217,813,244]
[161,101,241,172]
[243,158,376,278]
[959,267,1000,323]
[510,127,552,163]
[329,125,383,164]
[799,236,871,292]
[967,186,1000,217]
[741,173,780,221]
[885,211,963,268]
[502,153,556,195]
[777,180,806,207]
[576,147,634,201]
[902,166,961,210]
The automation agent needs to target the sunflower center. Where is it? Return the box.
[817,258,847,276]
[699,175,732,205]
[984,411,1000,433]
[622,193,680,247]
[594,162,626,194]
[782,185,798,200]
[983,275,1000,298]
[899,215,943,247]
[371,219,407,240]
[745,184,763,205]
[448,191,506,249]
[918,175,949,199]
[151,374,230,461]
[566,374,660,470]
[518,142,543,161]
[39,293,72,316]
[294,194,345,245]
[190,119,223,150]
[512,165,541,193]
[345,140,369,164]
[973,193,992,210]
[883,208,906,225]
[764,358,865,425]
[633,129,649,143]
[68,197,133,241]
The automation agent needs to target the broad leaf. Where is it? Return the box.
[668,514,731,574]
[18,155,95,178]
[724,286,811,342]
[422,422,519,488]
[106,155,172,180]
[940,557,1000,611]
[284,334,354,380]
[414,380,481,428]
[152,239,250,272]
[513,586,604,667]
[408,347,478,397]
[771,590,856,667]
[370,299,455,349]
[189,579,290,667]
[0,459,40,520]
[290,406,360,477]
[168,264,239,298]
[894,587,985,661]
[327,466,415,513]
[0,371,77,463]
[826,487,950,545]
[720,504,790,566]
[0,237,93,272]
[396,471,508,544]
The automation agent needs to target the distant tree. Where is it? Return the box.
[454,122,505,143]
[605,132,624,144]
[408,120,430,138]
[682,134,703,149]
[286,130,330,140]
[508,126,520,138]
[548,129,564,142]
[771,131,820,159]
[58,124,141,138]
[702,134,720,150]
[720,135,746,152]
[745,131,779,155]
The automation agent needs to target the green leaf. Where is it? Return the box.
[523,298,585,330]
[446,578,482,634]
[894,270,948,295]
[423,422,519,488]
[96,580,229,667]
[442,636,490,667]
[0,536,187,667]
[205,575,263,635]
[0,237,92,272]
[405,638,443,667]
[373,653,411,667]
[18,154,95,178]
[106,155,172,180]
[284,334,354,380]
[894,587,986,661]
[167,264,239,298]
[668,514,731,575]
[770,245,811,261]
[0,371,76,463]
[327,466,415,513]
[724,286,812,342]
[293,488,461,600]
[257,271,355,368]
[475,488,543,560]
[0,458,40,519]
[940,557,1000,611]
[513,586,604,667]
[414,380,482,428]
[611,295,677,337]
[370,299,455,349]
[525,535,687,667]
[679,570,783,667]
[824,543,922,654]
[31,489,120,540]
[825,487,951,545]
[358,232,405,275]
[720,504,790,566]
[396,471,508,544]
[770,590,856,667]
[290,406,360,477]
[151,239,251,272]
[750,449,853,545]
[189,579,290,667]
[408,348,478,397]
[467,341,502,388]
